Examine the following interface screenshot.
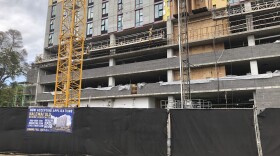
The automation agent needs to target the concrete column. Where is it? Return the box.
[167,114,171,156]
[168,96,175,109]
[248,35,258,75]
[167,48,174,58]
[108,77,115,87]
[248,35,255,46]
[109,58,116,66]
[110,33,116,46]
[167,48,174,83]
[167,70,174,82]
[250,60,259,75]
[246,14,254,31]
[244,1,252,12]
[167,19,173,44]
[109,56,116,87]
[167,19,173,35]
[108,55,116,87]
[191,0,195,11]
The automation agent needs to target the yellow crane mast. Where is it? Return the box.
[54,0,86,107]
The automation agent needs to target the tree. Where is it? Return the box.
[0,86,15,107]
[0,83,24,107]
[0,29,29,88]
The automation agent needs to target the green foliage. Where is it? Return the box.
[0,29,29,89]
[0,84,24,107]
[0,87,15,107]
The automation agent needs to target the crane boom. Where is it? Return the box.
[54,0,86,107]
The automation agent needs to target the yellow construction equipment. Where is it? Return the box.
[54,0,86,107]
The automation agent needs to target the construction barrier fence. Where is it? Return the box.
[0,107,279,156]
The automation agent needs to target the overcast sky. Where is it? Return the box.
[0,0,48,63]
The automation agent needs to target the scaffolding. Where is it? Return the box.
[178,0,191,108]
[213,0,280,19]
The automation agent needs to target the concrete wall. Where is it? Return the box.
[44,2,62,49]
[45,0,158,46]
[143,0,154,25]
[108,0,118,32]
[92,0,102,36]
[40,57,179,84]
[255,88,280,110]
[39,43,280,84]
[123,0,136,29]
[37,76,280,101]
[26,69,39,84]
[189,43,280,66]
[47,97,156,108]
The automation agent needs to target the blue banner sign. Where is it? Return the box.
[26,107,74,133]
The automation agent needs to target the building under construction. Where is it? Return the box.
[26,0,280,110]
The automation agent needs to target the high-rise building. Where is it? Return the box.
[27,0,280,110]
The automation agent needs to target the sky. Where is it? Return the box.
[0,0,48,63]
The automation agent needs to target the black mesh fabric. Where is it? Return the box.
[0,107,167,156]
[170,109,258,156]
[258,108,280,156]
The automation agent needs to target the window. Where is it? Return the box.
[102,2,108,15]
[88,0,94,5]
[101,18,108,33]
[135,9,143,26]
[88,6,93,20]
[117,15,123,31]
[51,5,56,17]
[118,0,123,11]
[48,33,53,45]
[87,22,93,36]
[50,19,54,32]
[155,3,163,21]
[135,0,143,8]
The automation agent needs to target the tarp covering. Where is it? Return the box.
[0,108,167,156]
[170,109,258,156]
[258,108,280,156]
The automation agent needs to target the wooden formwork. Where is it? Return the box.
[174,66,226,81]
[173,17,229,43]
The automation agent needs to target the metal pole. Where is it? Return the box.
[34,69,40,106]
[178,0,184,109]
[253,92,263,156]
[21,85,26,107]
[13,87,18,107]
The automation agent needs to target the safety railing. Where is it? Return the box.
[251,0,280,11]
[90,28,166,52]
[213,0,280,19]
[160,99,212,109]
[160,99,255,109]
[160,100,182,109]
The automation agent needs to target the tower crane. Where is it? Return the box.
[54,0,87,107]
